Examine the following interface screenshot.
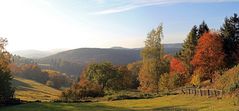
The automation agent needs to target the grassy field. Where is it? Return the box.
[12,77,61,101]
[1,95,238,111]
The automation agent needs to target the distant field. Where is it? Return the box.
[1,95,238,111]
[12,77,61,101]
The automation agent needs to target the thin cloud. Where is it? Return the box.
[95,0,105,3]
[93,0,239,15]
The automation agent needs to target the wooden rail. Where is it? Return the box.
[181,88,223,99]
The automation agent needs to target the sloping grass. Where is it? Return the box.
[1,95,238,111]
[12,77,61,101]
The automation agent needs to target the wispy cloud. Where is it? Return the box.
[95,0,105,4]
[93,0,239,15]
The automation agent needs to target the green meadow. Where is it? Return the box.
[1,95,238,111]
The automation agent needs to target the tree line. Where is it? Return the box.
[62,13,239,100]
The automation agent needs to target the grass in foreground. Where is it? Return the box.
[1,95,238,111]
[12,77,61,101]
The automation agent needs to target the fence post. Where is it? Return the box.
[183,88,222,98]
[194,88,196,96]
[214,90,217,96]
[200,89,202,96]
[208,89,210,97]
[219,90,222,99]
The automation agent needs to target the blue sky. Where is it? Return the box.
[0,0,238,51]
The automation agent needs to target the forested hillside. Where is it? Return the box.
[36,45,181,76]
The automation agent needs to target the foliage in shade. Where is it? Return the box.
[127,61,142,89]
[220,13,239,68]
[0,38,14,100]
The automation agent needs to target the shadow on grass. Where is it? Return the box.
[0,103,204,111]
[12,78,34,89]
[0,102,136,111]
[152,106,198,111]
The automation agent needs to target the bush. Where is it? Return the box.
[0,98,21,106]
[190,69,202,88]
[169,73,186,88]
[159,72,186,93]
[159,73,170,92]
[233,94,239,106]
[61,79,103,101]
[104,91,157,101]
[214,64,239,93]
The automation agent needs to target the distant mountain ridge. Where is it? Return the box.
[41,43,182,65]
[11,49,69,58]
[41,48,142,65]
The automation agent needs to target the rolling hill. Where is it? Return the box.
[11,43,182,76]
[40,43,182,65]
[36,43,182,76]
[12,77,61,101]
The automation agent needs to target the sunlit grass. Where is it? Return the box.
[12,77,61,101]
[1,95,238,111]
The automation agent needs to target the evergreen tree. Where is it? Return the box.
[220,13,239,68]
[178,26,198,73]
[139,24,169,93]
[198,21,209,37]
[0,38,14,100]
[178,21,209,74]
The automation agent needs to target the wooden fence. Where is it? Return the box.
[181,87,223,98]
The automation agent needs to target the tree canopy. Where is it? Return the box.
[139,24,169,93]
[0,38,14,100]
[191,32,225,82]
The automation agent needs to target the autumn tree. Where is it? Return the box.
[0,38,14,101]
[178,21,209,74]
[191,32,225,82]
[139,24,169,93]
[169,57,187,75]
[164,55,187,87]
[220,13,239,68]
[61,78,103,101]
[43,70,72,89]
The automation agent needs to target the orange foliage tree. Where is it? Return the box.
[170,57,187,75]
[164,55,188,86]
[191,32,225,82]
[164,55,187,76]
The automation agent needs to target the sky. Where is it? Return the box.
[0,0,238,51]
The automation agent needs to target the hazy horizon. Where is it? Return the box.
[0,0,238,51]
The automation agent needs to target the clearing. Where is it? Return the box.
[12,77,61,101]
